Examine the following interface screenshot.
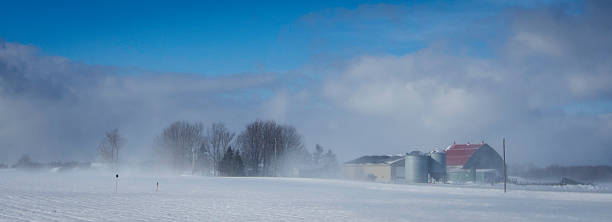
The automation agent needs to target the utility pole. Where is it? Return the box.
[503,138,507,193]
[274,138,277,177]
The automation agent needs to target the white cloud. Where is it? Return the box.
[514,31,563,56]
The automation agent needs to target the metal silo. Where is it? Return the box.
[429,151,447,182]
[405,152,429,183]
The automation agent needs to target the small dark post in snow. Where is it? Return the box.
[503,138,507,193]
[115,174,119,193]
[156,182,159,192]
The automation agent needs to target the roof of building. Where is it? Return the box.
[445,142,486,166]
[344,155,404,165]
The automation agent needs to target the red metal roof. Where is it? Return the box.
[446,143,485,166]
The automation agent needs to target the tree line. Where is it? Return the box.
[510,164,612,182]
[5,154,90,171]
[97,120,339,177]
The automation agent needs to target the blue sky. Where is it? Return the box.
[0,0,396,74]
[0,0,526,75]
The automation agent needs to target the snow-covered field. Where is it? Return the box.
[1,169,612,222]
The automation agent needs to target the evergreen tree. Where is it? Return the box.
[220,147,234,176]
[218,147,246,176]
[233,150,245,176]
[322,149,338,168]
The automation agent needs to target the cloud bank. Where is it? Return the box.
[0,41,285,163]
[286,0,612,165]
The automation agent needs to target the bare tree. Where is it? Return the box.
[206,122,235,175]
[236,120,270,176]
[98,128,124,171]
[275,125,306,176]
[236,120,305,176]
[154,121,205,173]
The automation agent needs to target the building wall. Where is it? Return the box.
[391,165,405,182]
[342,164,393,182]
[390,159,405,182]
[447,166,500,183]
[447,166,473,183]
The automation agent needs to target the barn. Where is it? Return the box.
[445,142,504,183]
[342,155,405,183]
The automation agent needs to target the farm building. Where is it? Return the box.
[343,141,504,184]
[342,155,405,183]
[445,142,504,183]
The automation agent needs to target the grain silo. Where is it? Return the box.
[405,152,429,183]
[429,151,447,183]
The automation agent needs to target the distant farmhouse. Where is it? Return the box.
[342,142,504,184]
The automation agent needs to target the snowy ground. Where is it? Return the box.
[1,169,612,221]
